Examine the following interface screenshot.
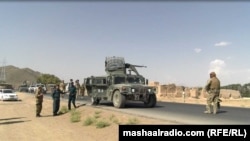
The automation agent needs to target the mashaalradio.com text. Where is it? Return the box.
[123,129,204,137]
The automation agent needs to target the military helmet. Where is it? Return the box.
[210,72,216,77]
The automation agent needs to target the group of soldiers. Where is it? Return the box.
[35,79,86,117]
[59,79,85,99]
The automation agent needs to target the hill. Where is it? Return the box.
[0,65,42,89]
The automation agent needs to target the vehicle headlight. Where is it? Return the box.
[131,88,135,93]
[148,89,151,92]
[98,89,103,92]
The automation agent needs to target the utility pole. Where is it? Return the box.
[0,58,6,83]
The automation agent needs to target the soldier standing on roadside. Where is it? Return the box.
[52,84,63,116]
[75,79,81,99]
[35,86,44,117]
[68,81,77,110]
[204,72,221,114]
[59,80,66,98]
[80,82,86,99]
[68,79,73,91]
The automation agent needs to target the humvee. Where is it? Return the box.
[84,56,157,108]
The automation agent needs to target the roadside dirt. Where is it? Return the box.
[0,92,176,141]
[1,92,249,141]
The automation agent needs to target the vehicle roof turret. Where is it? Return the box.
[105,56,146,76]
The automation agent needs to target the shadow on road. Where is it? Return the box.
[95,101,164,109]
[77,103,86,108]
[217,110,227,114]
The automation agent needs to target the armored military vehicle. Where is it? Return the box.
[84,56,157,108]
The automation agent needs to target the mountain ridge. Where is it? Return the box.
[0,65,43,88]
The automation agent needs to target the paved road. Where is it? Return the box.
[43,93,250,125]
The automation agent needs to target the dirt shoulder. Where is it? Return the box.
[0,92,176,141]
[1,93,249,141]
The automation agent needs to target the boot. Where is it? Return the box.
[204,111,211,114]
[217,99,222,110]
[213,103,218,114]
[204,105,212,114]
[217,102,220,110]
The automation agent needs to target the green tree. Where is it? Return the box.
[221,83,250,97]
[37,74,61,84]
[241,83,250,97]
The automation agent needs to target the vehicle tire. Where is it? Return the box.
[91,97,100,105]
[112,91,125,108]
[144,94,157,108]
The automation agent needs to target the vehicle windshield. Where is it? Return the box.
[114,77,125,84]
[127,76,144,84]
[127,77,138,83]
[93,78,106,85]
[3,89,13,93]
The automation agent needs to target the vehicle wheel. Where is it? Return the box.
[144,94,157,108]
[91,97,99,105]
[112,91,125,108]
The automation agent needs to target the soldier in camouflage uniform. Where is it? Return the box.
[75,79,81,99]
[80,82,86,98]
[59,80,66,98]
[35,86,44,117]
[204,72,221,114]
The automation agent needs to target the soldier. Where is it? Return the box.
[75,79,81,99]
[204,71,221,114]
[35,86,44,117]
[59,80,66,98]
[80,82,86,99]
[68,81,77,110]
[52,84,63,116]
[68,79,73,90]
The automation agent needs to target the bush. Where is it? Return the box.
[94,110,102,119]
[109,114,119,124]
[126,118,139,125]
[70,110,81,123]
[58,106,68,114]
[83,116,96,126]
[95,120,110,128]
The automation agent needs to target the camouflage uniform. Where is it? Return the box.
[204,72,221,114]
[59,80,66,98]
[35,86,44,117]
[80,83,85,97]
[75,80,81,99]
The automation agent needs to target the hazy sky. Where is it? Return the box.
[1,1,250,87]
